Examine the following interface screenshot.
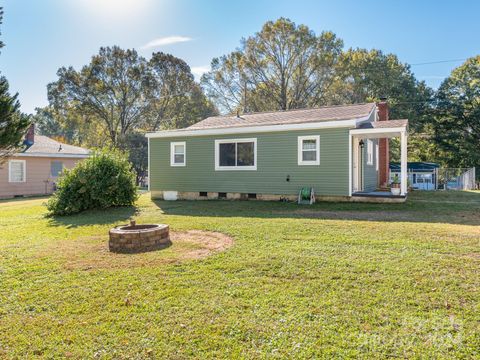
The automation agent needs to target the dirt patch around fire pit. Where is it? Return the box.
[36,230,234,270]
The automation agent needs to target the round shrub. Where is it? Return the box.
[47,148,138,215]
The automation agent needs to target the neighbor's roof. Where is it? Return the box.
[390,162,439,172]
[20,135,89,157]
[188,103,376,130]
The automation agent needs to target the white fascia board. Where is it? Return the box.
[147,136,151,191]
[145,117,370,139]
[349,127,407,137]
[12,153,90,158]
[348,134,352,197]
[355,106,376,126]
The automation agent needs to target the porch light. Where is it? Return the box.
[359,140,365,149]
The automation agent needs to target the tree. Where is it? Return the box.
[432,56,480,170]
[201,18,343,113]
[147,52,208,131]
[47,46,151,146]
[119,132,148,185]
[0,79,31,159]
[47,47,216,146]
[334,48,434,161]
[33,106,106,147]
[0,8,30,160]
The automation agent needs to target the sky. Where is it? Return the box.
[0,0,479,114]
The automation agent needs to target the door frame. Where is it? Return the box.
[352,137,364,193]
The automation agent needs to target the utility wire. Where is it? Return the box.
[410,58,468,66]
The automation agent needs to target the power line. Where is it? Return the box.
[410,58,467,66]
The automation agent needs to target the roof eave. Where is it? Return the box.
[146,111,374,139]
[12,152,90,158]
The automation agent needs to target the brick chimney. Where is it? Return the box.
[24,124,35,146]
[377,100,389,187]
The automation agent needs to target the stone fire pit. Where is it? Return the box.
[109,221,171,253]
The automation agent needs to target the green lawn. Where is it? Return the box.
[0,191,479,358]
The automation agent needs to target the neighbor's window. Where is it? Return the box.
[367,139,373,165]
[170,142,186,166]
[8,160,26,183]
[298,135,320,165]
[51,161,64,177]
[215,138,257,170]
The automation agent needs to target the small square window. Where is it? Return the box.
[298,136,320,165]
[170,142,186,166]
[199,191,208,197]
[218,192,227,198]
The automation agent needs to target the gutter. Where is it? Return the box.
[11,153,90,159]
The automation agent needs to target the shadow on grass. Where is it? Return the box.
[47,205,138,228]
[0,195,50,204]
[152,191,480,226]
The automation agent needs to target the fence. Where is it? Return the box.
[436,167,476,190]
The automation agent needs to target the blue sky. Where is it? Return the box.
[1,0,479,114]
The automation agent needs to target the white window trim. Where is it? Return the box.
[214,138,257,171]
[8,159,26,183]
[298,135,320,166]
[375,143,379,171]
[367,139,373,165]
[170,141,186,167]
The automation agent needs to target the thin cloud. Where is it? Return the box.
[141,36,192,50]
[191,66,210,77]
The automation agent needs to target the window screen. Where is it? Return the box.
[9,160,25,182]
[51,161,63,177]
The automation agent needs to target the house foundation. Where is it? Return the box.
[151,191,405,203]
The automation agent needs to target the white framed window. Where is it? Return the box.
[298,135,320,165]
[215,138,257,171]
[170,142,186,166]
[367,139,373,165]
[8,160,26,183]
[51,161,64,177]
[375,143,379,171]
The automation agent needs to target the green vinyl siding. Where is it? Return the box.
[363,139,378,192]
[149,127,350,197]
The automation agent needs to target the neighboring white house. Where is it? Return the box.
[390,162,439,190]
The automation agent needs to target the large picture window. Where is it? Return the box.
[170,142,186,166]
[298,135,320,165]
[8,160,26,183]
[215,138,257,170]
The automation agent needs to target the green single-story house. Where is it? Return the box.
[146,102,409,202]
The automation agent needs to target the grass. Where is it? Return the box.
[0,191,479,358]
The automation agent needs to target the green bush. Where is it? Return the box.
[47,148,138,215]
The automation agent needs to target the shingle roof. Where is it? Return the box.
[357,119,408,129]
[188,103,376,130]
[390,162,439,172]
[21,135,89,156]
